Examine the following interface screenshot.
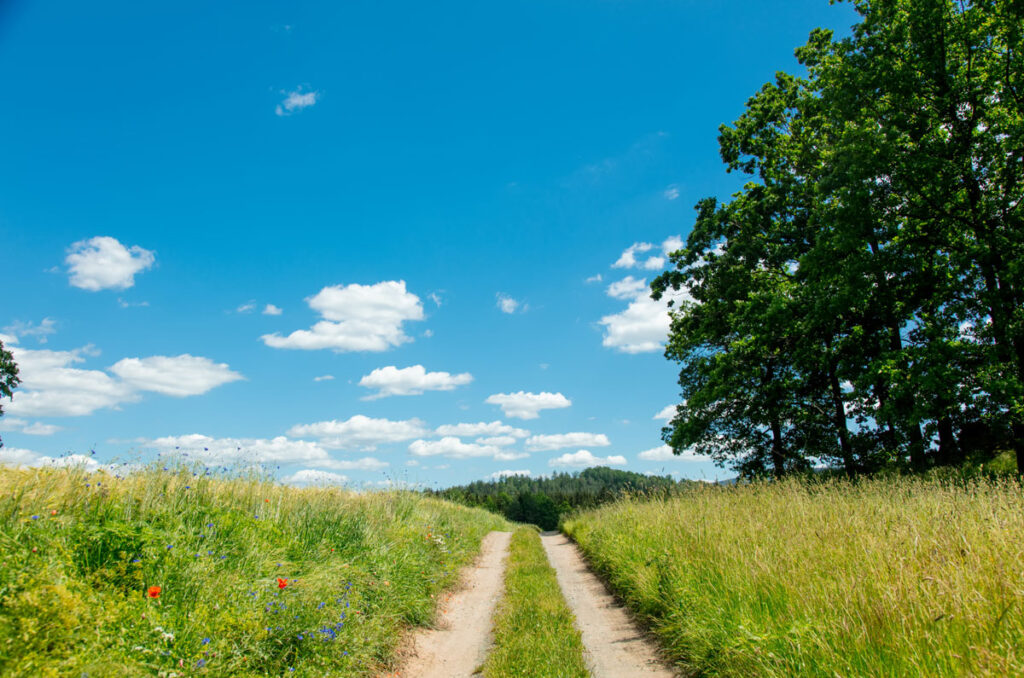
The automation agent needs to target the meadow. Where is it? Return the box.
[0,463,508,677]
[563,477,1024,677]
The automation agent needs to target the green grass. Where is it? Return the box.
[0,464,510,677]
[482,527,588,678]
[562,477,1024,677]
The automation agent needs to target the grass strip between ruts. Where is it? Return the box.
[482,526,589,678]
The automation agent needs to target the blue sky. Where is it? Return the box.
[0,0,857,488]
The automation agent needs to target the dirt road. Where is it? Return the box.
[541,532,677,678]
[395,530,512,678]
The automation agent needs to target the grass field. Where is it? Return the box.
[482,527,588,678]
[0,463,509,677]
[562,477,1024,677]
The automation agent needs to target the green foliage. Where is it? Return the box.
[0,464,509,676]
[432,467,686,530]
[482,528,588,678]
[564,477,1024,677]
[654,0,1024,477]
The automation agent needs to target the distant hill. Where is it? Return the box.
[429,466,692,530]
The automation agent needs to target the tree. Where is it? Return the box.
[0,339,20,447]
[655,0,1024,476]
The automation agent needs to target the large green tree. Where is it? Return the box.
[655,0,1024,476]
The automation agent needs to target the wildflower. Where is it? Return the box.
[166,545,173,550]
[277,577,288,589]
[196,659,206,668]
[50,510,57,516]
[201,638,210,645]
[148,585,161,598]
[31,515,39,520]
[207,523,214,528]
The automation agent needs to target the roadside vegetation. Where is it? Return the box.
[563,477,1024,677]
[0,463,509,677]
[482,527,588,678]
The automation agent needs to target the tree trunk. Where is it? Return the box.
[770,416,786,479]
[826,352,856,477]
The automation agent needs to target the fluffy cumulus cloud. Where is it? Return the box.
[434,421,530,438]
[549,450,627,468]
[0,417,61,436]
[263,304,283,316]
[65,236,155,291]
[487,469,532,480]
[654,405,677,422]
[0,339,242,419]
[610,236,681,272]
[612,242,654,269]
[141,433,389,470]
[637,444,706,461]
[109,355,243,397]
[600,241,692,353]
[0,447,102,472]
[485,391,571,420]
[287,415,428,451]
[606,276,648,300]
[476,435,517,447]
[525,432,610,451]
[496,293,525,314]
[276,89,319,116]
[358,365,472,399]
[281,469,349,486]
[262,281,424,352]
[409,436,527,460]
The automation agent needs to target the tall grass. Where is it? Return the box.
[562,477,1024,677]
[482,527,588,678]
[0,464,509,677]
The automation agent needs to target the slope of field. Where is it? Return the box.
[563,478,1024,677]
[0,465,509,677]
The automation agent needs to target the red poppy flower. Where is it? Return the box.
[147,585,161,598]
[277,577,288,589]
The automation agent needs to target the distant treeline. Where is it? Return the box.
[429,467,687,530]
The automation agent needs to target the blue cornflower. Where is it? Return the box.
[167,545,174,550]
[196,659,206,668]
[201,637,210,645]
[31,515,39,520]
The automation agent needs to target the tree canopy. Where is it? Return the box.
[653,0,1024,477]
[0,339,20,447]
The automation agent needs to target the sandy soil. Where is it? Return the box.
[392,530,513,678]
[541,532,677,678]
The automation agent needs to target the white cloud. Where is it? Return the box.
[358,365,472,399]
[409,437,501,459]
[313,375,335,382]
[321,457,389,471]
[109,355,243,397]
[607,276,648,300]
[0,447,101,472]
[585,274,603,284]
[599,285,690,354]
[654,405,677,422]
[65,236,155,291]
[486,469,532,480]
[262,281,424,352]
[638,443,706,461]
[146,434,332,466]
[641,256,665,270]
[282,469,348,486]
[485,391,571,420]
[435,420,530,438]
[662,235,683,254]
[275,89,319,116]
[236,302,256,314]
[476,435,517,446]
[263,304,283,316]
[663,185,680,200]
[0,417,61,436]
[612,242,653,269]
[496,293,525,314]
[525,432,610,451]
[549,450,626,468]
[3,344,136,417]
[3,318,57,344]
[287,415,428,450]
[428,292,442,307]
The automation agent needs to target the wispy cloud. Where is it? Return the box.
[275,88,319,116]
